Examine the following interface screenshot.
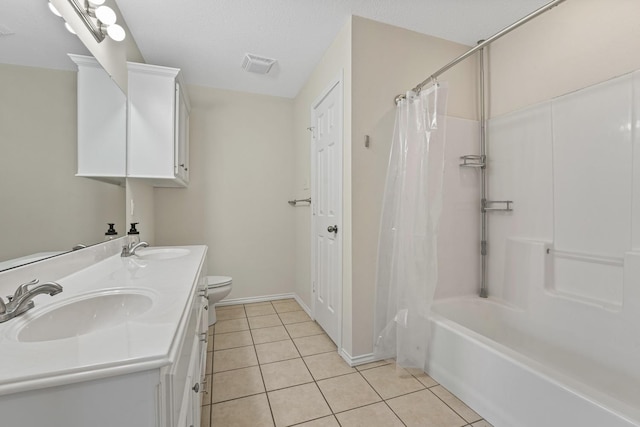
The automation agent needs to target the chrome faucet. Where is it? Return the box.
[121,241,149,257]
[0,279,63,323]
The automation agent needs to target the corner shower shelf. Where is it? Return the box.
[459,155,486,168]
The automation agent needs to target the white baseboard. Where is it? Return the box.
[217,293,298,306]
[217,292,383,366]
[338,349,379,367]
[218,293,315,319]
[293,294,313,318]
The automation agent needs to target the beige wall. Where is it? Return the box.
[349,17,476,357]
[0,64,125,262]
[126,179,156,245]
[154,86,296,299]
[488,0,640,117]
[292,17,353,348]
[292,16,476,358]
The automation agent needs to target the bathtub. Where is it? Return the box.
[427,296,640,427]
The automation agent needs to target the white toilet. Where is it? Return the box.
[206,275,233,326]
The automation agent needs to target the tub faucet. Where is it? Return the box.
[121,241,149,257]
[0,279,63,323]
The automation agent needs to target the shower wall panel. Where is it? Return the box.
[488,71,640,308]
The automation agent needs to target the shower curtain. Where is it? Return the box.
[373,83,448,369]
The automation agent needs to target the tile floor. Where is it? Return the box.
[201,299,493,427]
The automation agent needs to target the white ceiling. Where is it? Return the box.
[2,0,552,98]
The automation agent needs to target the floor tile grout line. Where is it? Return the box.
[213,343,255,351]
[425,385,480,425]
[356,368,408,427]
[265,378,315,393]
[265,306,322,427]
[211,360,261,374]
[248,323,277,427]
[279,313,337,425]
[211,390,268,406]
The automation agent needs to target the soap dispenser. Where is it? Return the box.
[105,223,118,240]
[128,223,140,244]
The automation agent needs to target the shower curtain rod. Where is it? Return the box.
[394,0,567,104]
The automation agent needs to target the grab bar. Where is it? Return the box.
[288,198,311,206]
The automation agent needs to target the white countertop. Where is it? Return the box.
[0,245,207,396]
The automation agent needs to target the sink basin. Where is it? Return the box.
[15,290,154,342]
[134,248,190,261]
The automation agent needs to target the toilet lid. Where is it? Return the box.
[207,275,232,288]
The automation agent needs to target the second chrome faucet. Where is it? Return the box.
[121,241,149,257]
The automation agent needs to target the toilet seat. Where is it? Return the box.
[207,276,232,288]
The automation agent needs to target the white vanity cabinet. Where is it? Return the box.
[0,245,209,427]
[161,277,209,427]
[69,54,127,185]
[127,62,191,187]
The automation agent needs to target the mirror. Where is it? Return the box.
[0,1,126,271]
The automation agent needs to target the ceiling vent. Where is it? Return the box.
[241,53,277,75]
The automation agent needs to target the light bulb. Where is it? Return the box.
[95,6,116,25]
[106,24,126,42]
[88,0,106,5]
[64,22,76,34]
[48,2,62,17]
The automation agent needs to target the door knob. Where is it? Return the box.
[327,225,338,233]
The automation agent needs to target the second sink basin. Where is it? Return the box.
[134,248,190,261]
[14,290,154,342]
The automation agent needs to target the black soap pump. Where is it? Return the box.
[105,223,118,240]
[128,223,140,244]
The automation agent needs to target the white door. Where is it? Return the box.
[311,77,343,346]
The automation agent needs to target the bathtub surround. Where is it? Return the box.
[436,71,640,426]
[425,4,640,425]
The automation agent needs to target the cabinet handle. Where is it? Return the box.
[201,377,209,394]
[192,382,200,393]
[200,332,208,343]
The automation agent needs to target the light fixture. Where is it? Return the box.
[48,2,62,17]
[105,23,125,42]
[94,6,116,26]
[64,22,76,34]
[48,0,126,43]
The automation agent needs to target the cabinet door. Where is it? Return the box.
[175,82,190,184]
[72,55,126,182]
[128,68,176,179]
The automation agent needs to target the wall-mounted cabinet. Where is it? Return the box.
[70,56,190,188]
[127,62,191,187]
[69,54,127,185]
